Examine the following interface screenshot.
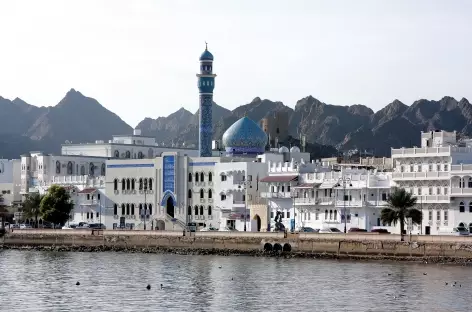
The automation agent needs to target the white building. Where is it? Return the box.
[392,130,472,234]
[0,159,21,206]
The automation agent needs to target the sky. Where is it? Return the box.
[1,0,472,127]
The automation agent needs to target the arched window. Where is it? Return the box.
[329,210,333,220]
[131,204,135,215]
[468,178,472,188]
[460,202,465,213]
[194,205,199,215]
[139,178,143,190]
[208,189,212,199]
[121,179,125,190]
[469,202,472,213]
[208,172,213,182]
[148,204,152,215]
[126,204,130,215]
[56,161,61,174]
[334,210,337,220]
[148,179,153,191]
[188,206,192,215]
[89,163,94,175]
[131,179,135,190]
[113,179,118,191]
[125,151,131,159]
[144,178,148,190]
[139,203,143,216]
[195,173,199,182]
[200,189,204,199]
[188,189,192,198]
[101,163,106,176]
[76,164,79,174]
[325,210,328,220]
[114,150,120,158]
[113,204,118,215]
[208,206,212,216]
[200,205,204,215]
[188,173,192,182]
[80,165,85,175]
[143,203,147,215]
[121,204,125,215]
[200,172,204,182]
[126,178,131,190]
[138,151,144,159]
[459,222,465,228]
[67,161,73,174]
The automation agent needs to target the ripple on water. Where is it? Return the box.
[0,251,471,312]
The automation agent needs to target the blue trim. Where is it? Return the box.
[160,190,177,206]
[189,162,216,166]
[107,164,154,168]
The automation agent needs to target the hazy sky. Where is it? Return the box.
[1,0,471,126]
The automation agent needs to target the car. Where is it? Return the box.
[348,227,367,233]
[75,222,90,229]
[371,228,390,234]
[11,224,20,229]
[297,227,319,233]
[319,227,342,233]
[200,226,218,231]
[19,224,33,229]
[89,223,106,229]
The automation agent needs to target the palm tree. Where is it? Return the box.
[22,193,44,228]
[380,187,422,241]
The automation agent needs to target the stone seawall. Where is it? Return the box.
[2,230,472,264]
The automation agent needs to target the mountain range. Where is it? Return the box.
[1,89,471,159]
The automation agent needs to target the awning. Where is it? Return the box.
[294,183,321,189]
[319,182,337,189]
[260,175,298,183]
[78,188,97,194]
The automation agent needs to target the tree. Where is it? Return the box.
[22,193,44,228]
[0,194,8,229]
[380,187,422,241]
[40,185,74,227]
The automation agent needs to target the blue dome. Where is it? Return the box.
[200,49,214,61]
[222,117,267,155]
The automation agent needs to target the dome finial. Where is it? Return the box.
[205,41,208,50]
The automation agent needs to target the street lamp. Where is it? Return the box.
[336,177,351,233]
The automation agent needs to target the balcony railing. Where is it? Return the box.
[450,188,472,195]
[260,192,292,199]
[391,147,450,156]
[392,172,449,179]
[414,195,449,202]
[451,164,472,171]
[294,197,318,204]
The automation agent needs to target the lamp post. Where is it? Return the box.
[337,177,351,233]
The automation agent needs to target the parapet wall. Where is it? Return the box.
[3,230,472,259]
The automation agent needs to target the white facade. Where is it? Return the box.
[392,130,472,234]
[0,159,21,206]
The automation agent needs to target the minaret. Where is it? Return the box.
[197,43,216,157]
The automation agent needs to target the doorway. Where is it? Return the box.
[166,197,174,218]
[425,226,431,235]
[226,220,235,230]
[254,214,261,232]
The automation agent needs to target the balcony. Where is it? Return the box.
[294,197,318,204]
[391,146,450,157]
[80,200,100,206]
[260,192,292,199]
[415,195,450,203]
[451,164,472,174]
[450,188,472,196]
[392,172,449,180]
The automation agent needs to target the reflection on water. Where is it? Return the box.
[0,250,471,311]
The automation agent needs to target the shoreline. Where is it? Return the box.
[3,244,472,265]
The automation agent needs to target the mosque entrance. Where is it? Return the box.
[166,197,175,218]
[254,215,261,232]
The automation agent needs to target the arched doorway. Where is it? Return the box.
[166,197,174,218]
[254,214,261,232]
[156,220,165,231]
[469,223,472,233]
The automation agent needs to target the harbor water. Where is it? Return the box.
[0,250,471,311]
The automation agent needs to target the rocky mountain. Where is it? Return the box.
[0,89,132,158]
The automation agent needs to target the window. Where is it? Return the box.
[417,165,422,172]
[208,189,212,199]
[281,186,285,192]
[248,175,252,181]
[325,210,328,220]
[428,164,433,172]
[208,206,212,215]
[139,203,143,215]
[195,173,199,182]
[221,175,227,181]
[56,161,61,174]
[208,172,212,182]
[400,166,404,173]
[188,206,192,215]
[139,178,143,190]
[418,188,422,195]
[131,204,135,215]
[194,205,199,215]
[143,178,148,190]
[469,202,472,213]
[121,179,125,191]
[86,212,89,219]
[381,193,387,201]
[287,211,290,219]
[329,210,333,220]
[125,151,131,158]
[287,186,291,192]
[114,179,118,191]
[334,210,337,220]
[468,178,472,188]
[428,187,433,195]
[242,194,246,202]
[409,165,414,172]
[444,211,448,221]
[126,204,130,215]
[444,164,448,171]
[221,194,226,200]
[113,204,118,215]
[428,210,432,221]
[437,164,441,171]
[121,204,125,215]
[315,212,319,220]
[148,204,152,215]
[126,178,131,190]
[436,210,441,221]
[460,202,465,213]
[149,179,153,191]
[444,187,448,195]
[200,205,204,215]
[200,172,204,182]
[188,189,192,198]
[270,211,274,219]
[131,179,135,190]
[437,187,441,195]
[200,189,204,198]
[87,194,90,200]
[188,173,192,182]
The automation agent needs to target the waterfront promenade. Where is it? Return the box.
[2,229,472,262]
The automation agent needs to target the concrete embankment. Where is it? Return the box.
[2,230,472,264]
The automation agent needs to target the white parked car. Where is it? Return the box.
[19,224,32,229]
[319,227,342,233]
